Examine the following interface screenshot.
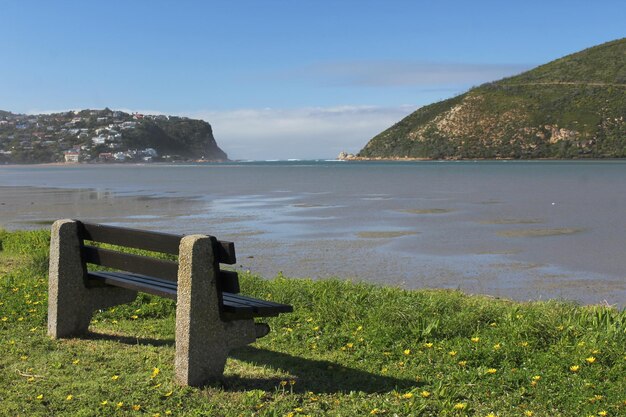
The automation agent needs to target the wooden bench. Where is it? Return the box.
[47,219,292,386]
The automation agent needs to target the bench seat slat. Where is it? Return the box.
[93,271,177,291]
[223,293,293,316]
[224,293,294,311]
[87,272,177,300]
[87,271,292,318]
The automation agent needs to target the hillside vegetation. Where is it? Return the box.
[0,108,228,164]
[359,38,626,159]
[1,229,624,416]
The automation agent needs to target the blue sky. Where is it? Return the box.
[1,1,624,159]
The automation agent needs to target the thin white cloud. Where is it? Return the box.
[185,106,416,160]
[292,60,531,88]
[25,105,419,161]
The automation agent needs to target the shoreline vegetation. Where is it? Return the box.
[1,229,624,416]
[356,39,626,161]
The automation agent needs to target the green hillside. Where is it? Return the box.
[359,38,626,159]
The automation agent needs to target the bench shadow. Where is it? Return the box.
[82,334,418,393]
[226,346,419,394]
[84,331,175,347]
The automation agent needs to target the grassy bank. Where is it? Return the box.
[0,229,624,416]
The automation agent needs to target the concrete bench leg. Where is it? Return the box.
[175,235,256,386]
[47,219,137,338]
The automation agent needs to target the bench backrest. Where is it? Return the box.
[76,221,240,293]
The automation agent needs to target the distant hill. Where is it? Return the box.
[0,108,228,164]
[358,38,626,159]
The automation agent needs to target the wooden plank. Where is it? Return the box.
[100,271,177,290]
[78,221,237,264]
[87,272,177,300]
[215,240,236,264]
[79,222,182,254]
[225,292,293,310]
[82,246,179,281]
[222,292,293,315]
[218,270,240,294]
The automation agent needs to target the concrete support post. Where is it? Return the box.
[47,219,137,338]
[175,235,256,386]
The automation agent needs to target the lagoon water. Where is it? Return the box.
[1,160,625,307]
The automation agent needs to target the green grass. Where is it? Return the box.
[1,229,625,416]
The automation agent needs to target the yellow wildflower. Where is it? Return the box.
[448,350,457,356]
[423,342,433,348]
[370,408,381,415]
[520,341,529,347]
[66,394,73,401]
[72,359,80,365]
[532,375,541,381]
[402,392,414,399]
[294,407,304,412]
[403,349,411,355]
[420,390,431,398]
[458,360,467,367]
[36,394,44,400]
[586,357,596,364]
[132,404,141,411]
[570,365,580,372]
[151,367,160,378]
[111,374,119,380]
[471,337,480,343]
[486,368,497,374]
[131,315,138,320]
[101,400,108,405]
[357,325,363,331]
[524,411,534,416]
[117,402,124,408]
[1,317,8,322]
[163,390,173,397]
[312,326,320,331]
[598,411,607,416]
[486,413,497,417]
[346,342,354,348]
[493,343,501,350]
[453,402,467,410]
